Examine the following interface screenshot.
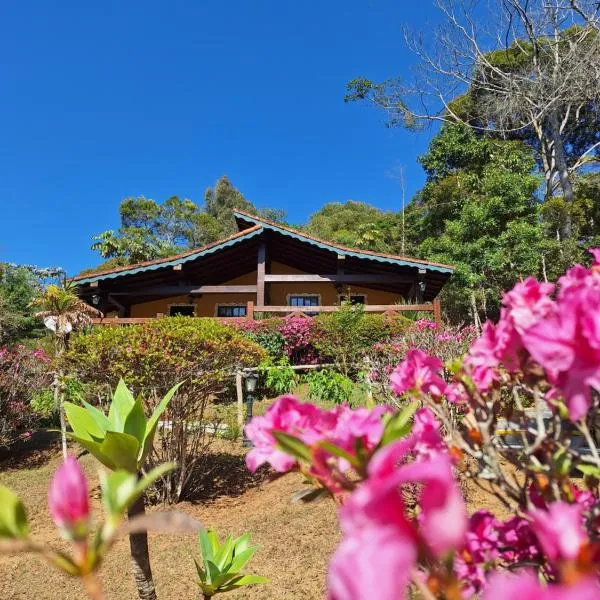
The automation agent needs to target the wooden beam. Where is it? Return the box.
[246,300,254,321]
[263,273,412,284]
[109,285,257,296]
[257,241,266,306]
[433,298,442,323]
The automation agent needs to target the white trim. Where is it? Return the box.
[167,303,196,317]
[215,303,248,318]
[285,293,321,307]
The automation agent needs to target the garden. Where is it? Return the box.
[1,251,600,599]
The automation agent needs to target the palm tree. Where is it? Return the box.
[32,283,101,458]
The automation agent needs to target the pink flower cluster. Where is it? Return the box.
[328,419,467,599]
[412,318,439,331]
[245,395,388,487]
[465,250,600,420]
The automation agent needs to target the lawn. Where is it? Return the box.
[0,437,339,600]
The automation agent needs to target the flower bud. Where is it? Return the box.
[48,456,90,540]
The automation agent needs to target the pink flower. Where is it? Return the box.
[390,349,447,398]
[497,516,541,564]
[48,457,90,540]
[590,247,600,266]
[328,525,416,600]
[245,396,324,472]
[529,502,586,562]
[484,570,599,600]
[412,408,445,458]
[502,277,555,334]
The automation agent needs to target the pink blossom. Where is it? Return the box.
[590,247,600,266]
[502,277,555,334]
[48,457,90,540]
[412,407,445,458]
[328,525,416,600]
[529,502,586,562]
[245,396,324,472]
[32,348,50,362]
[484,570,599,600]
[390,349,447,398]
[413,318,438,331]
[497,516,541,564]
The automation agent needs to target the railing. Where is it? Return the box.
[91,299,441,326]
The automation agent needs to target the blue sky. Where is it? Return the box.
[1,1,443,274]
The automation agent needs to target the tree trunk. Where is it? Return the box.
[548,111,575,237]
[54,372,68,460]
[127,495,157,600]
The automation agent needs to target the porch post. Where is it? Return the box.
[257,240,266,307]
[246,300,254,321]
[433,298,442,323]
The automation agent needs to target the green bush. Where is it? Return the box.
[63,317,265,502]
[313,303,396,375]
[259,357,298,396]
[246,329,286,359]
[305,368,354,405]
[30,388,55,418]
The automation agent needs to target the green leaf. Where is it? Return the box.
[198,529,214,578]
[229,546,258,573]
[100,431,140,472]
[81,400,110,433]
[233,532,251,554]
[380,400,419,446]
[577,464,600,478]
[100,471,136,516]
[272,431,312,463]
[65,433,117,470]
[140,382,182,465]
[108,379,136,432]
[0,486,27,539]
[193,557,208,584]
[63,402,105,441]
[317,441,360,469]
[220,574,268,591]
[124,398,146,445]
[214,535,234,570]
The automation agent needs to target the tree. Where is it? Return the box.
[346,0,600,237]
[89,176,286,268]
[32,283,100,459]
[411,124,545,322]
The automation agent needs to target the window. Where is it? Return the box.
[338,294,367,305]
[216,305,247,318]
[169,304,195,317]
[288,295,320,307]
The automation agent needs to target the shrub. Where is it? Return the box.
[63,317,265,502]
[259,357,298,396]
[0,345,52,446]
[279,315,320,364]
[313,303,400,375]
[305,369,354,405]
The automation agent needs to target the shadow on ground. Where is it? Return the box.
[0,430,61,471]
[182,451,270,503]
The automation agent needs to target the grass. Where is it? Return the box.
[0,438,339,600]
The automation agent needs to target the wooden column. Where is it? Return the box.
[257,240,266,307]
[415,269,426,303]
[433,298,442,323]
[246,300,254,321]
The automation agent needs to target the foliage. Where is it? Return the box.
[64,318,265,502]
[89,176,286,268]
[245,328,286,360]
[279,315,319,364]
[193,529,267,599]
[0,264,46,345]
[367,319,477,406]
[0,456,193,600]
[245,251,600,598]
[305,369,354,405]
[259,357,298,396]
[0,345,52,446]
[313,303,391,375]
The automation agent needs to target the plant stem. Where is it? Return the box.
[81,572,105,600]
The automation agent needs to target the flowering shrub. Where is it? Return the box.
[367,320,477,405]
[244,250,600,599]
[0,344,53,446]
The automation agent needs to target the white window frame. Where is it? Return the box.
[286,293,321,307]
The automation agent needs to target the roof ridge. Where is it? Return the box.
[72,224,263,281]
[233,209,454,270]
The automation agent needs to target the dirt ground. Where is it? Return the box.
[0,435,508,600]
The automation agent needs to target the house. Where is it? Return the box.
[73,210,453,322]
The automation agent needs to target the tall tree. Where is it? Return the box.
[346,0,600,236]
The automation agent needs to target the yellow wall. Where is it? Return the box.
[128,260,402,317]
